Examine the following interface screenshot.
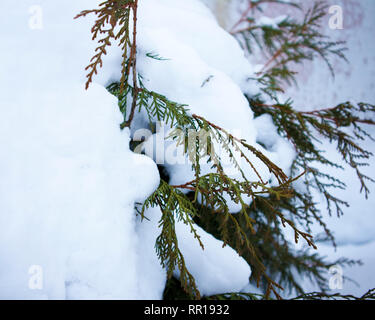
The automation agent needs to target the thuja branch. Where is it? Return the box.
[230,0,300,35]
[206,288,375,300]
[75,0,139,103]
[234,1,346,97]
[191,113,288,185]
[292,288,375,301]
[230,0,259,34]
[122,0,139,128]
[141,180,202,299]
[250,99,375,197]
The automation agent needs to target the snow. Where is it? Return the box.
[139,207,252,297]
[0,0,161,299]
[301,241,375,297]
[254,114,296,176]
[138,0,258,94]
[175,217,251,296]
[257,15,287,28]
[0,79,161,299]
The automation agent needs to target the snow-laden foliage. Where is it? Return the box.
[1,0,374,300]
[0,0,264,299]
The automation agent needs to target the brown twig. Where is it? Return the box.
[230,0,283,35]
[121,0,139,129]
[230,0,256,34]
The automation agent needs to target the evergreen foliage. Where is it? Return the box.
[206,287,375,300]
[76,0,375,300]
[232,1,346,99]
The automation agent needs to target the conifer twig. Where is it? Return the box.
[121,0,139,129]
